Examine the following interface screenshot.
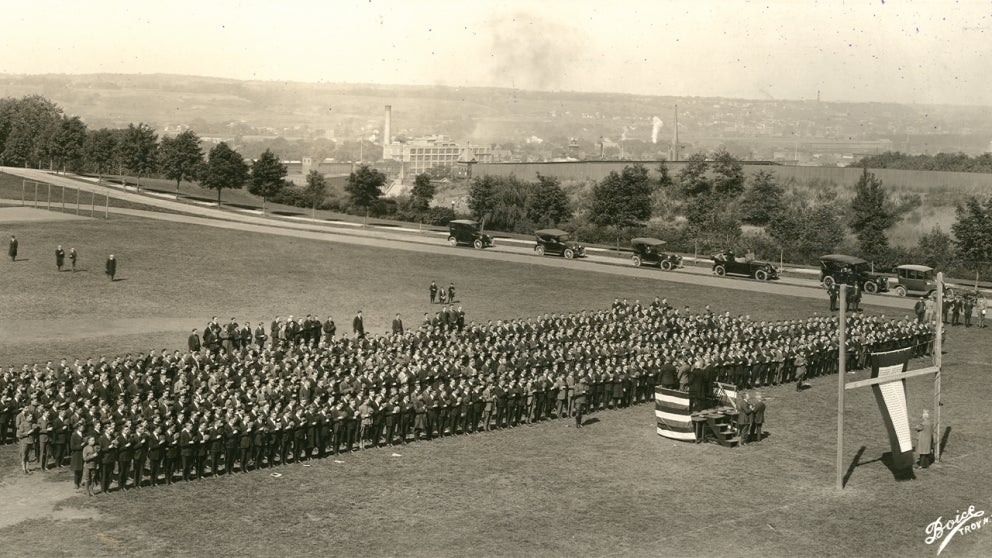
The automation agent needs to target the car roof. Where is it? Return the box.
[820,254,868,265]
[631,237,666,246]
[449,219,479,226]
[535,228,570,236]
[896,264,934,272]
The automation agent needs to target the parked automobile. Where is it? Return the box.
[630,238,682,270]
[893,265,954,297]
[447,219,494,249]
[818,254,890,294]
[711,251,779,281]
[534,228,586,259]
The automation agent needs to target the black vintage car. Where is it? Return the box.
[534,228,586,259]
[630,238,682,270]
[712,251,779,281]
[447,220,494,249]
[818,254,889,294]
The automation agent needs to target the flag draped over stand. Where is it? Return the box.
[870,347,915,472]
[655,388,695,441]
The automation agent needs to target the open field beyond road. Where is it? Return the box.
[0,200,990,557]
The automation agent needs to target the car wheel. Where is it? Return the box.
[661,260,673,271]
[535,245,545,256]
[755,269,768,281]
[564,249,575,260]
[714,265,726,277]
[473,239,483,250]
[447,236,458,247]
[631,255,642,267]
[894,285,907,297]
[823,276,835,290]
[864,281,878,294]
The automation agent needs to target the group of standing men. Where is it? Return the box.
[7,235,118,280]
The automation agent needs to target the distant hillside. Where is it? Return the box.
[2,73,991,155]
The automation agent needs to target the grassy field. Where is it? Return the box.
[0,210,990,557]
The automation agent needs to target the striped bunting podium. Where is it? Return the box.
[655,387,696,441]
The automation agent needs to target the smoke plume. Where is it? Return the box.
[651,116,663,144]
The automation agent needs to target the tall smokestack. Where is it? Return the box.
[384,105,392,146]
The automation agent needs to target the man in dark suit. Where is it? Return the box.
[750,394,766,443]
[659,360,677,390]
[105,254,117,281]
[392,313,404,335]
[353,311,365,338]
[8,235,18,261]
[322,317,336,340]
[16,407,36,474]
[573,376,588,428]
[187,329,201,353]
[56,245,66,270]
[70,423,85,488]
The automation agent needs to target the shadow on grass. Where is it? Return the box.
[939,425,952,455]
[843,446,867,488]
[879,452,917,481]
[226,202,261,211]
[272,211,304,217]
[581,417,601,426]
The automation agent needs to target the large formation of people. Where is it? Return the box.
[1,297,935,495]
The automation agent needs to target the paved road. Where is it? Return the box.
[1,166,918,311]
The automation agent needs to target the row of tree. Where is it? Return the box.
[852,151,992,174]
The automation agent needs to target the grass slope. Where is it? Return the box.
[0,212,989,558]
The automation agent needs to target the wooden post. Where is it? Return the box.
[836,286,847,490]
[934,273,943,462]
[21,180,25,206]
[105,194,109,219]
[91,191,95,216]
[76,187,80,215]
[34,182,38,208]
[47,183,51,210]
[61,185,65,212]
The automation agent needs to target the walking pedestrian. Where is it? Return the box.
[69,247,77,271]
[105,254,117,281]
[8,235,18,261]
[56,245,65,271]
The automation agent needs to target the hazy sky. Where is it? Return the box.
[2,0,990,105]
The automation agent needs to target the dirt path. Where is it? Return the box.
[0,470,101,530]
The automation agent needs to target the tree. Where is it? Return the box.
[158,130,204,194]
[589,164,654,247]
[49,115,88,173]
[677,153,710,197]
[115,122,158,187]
[739,170,785,226]
[84,128,119,181]
[200,142,249,206]
[916,226,956,271]
[951,195,992,270]
[657,161,675,189]
[411,173,435,211]
[527,173,572,227]
[345,164,386,215]
[767,203,845,264]
[0,95,63,168]
[849,168,897,262]
[468,175,500,220]
[248,148,287,213]
[303,170,327,218]
[711,149,745,197]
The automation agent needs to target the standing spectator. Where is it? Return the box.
[941,295,950,324]
[105,254,117,281]
[438,287,448,305]
[736,393,753,445]
[924,296,935,323]
[391,313,404,335]
[978,296,987,328]
[916,409,933,469]
[16,407,36,474]
[187,329,201,353]
[750,394,766,444]
[69,247,77,271]
[322,316,336,340]
[55,245,66,271]
[963,296,974,328]
[914,297,926,324]
[353,310,365,338]
[8,235,17,261]
[70,423,85,489]
[828,285,838,312]
[573,376,588,428]
[82,437,100,496]
[951,298,961,326]
[448,283,456,303]
[429,281,438,304]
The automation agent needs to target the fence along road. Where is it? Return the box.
[0,166,919,311]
